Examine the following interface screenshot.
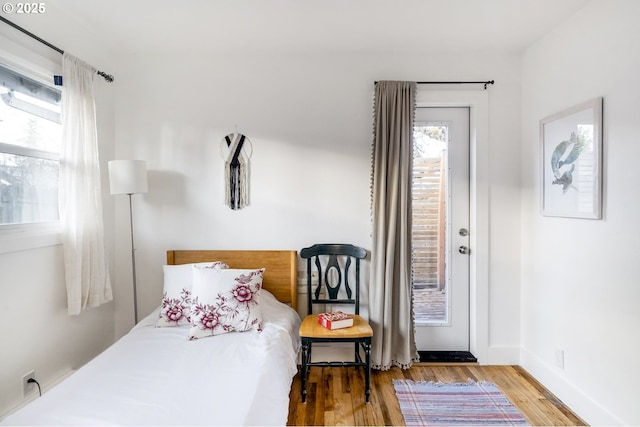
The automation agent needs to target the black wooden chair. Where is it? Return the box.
[298,243,373,403]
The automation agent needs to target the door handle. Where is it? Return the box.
[458,246,470,255]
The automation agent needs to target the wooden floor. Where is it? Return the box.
[287,364,587,426]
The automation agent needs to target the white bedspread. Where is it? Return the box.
[2,291,301,426]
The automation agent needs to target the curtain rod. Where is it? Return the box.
[376,80,495,89]
[0,16,114,83]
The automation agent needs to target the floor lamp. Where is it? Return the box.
[108,160,148,324]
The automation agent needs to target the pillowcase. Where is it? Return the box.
[156,261,228,327]
[188,266,265,340]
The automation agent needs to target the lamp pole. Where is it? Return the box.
[108,159,148,326]
[128,193,139,324]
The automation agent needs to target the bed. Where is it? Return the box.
[2,250,300,426]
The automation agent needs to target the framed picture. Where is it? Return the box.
[540,97,603,219]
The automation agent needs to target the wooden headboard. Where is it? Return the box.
[166,250,298,311]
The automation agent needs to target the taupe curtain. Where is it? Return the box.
[369,81,419,370]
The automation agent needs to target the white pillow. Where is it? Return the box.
[156,261,228,327]
[188,266,265,340]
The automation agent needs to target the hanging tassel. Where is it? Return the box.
[224,133,250,210]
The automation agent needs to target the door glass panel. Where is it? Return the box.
[412,124,448,324]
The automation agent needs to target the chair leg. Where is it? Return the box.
[364,339,371,403]
[301,339,309,403]
[354,342,360,371]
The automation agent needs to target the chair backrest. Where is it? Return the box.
[300,243,367,315]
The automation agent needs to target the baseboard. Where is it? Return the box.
[520,347,624,426]
[486,345,520,365]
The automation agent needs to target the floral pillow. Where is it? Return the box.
[188,266,265,340]
[156,261,228,327]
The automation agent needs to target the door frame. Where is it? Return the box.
[416,89,489,364]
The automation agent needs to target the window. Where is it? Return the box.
[0,64,62,225]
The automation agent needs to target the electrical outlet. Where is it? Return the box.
[22,370,36,396]
[554,349,565,369]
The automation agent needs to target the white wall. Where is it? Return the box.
[520,1,640,425]
[111,50,524,364]
[0,10,116,418]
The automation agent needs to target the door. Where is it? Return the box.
[412,107,470,351]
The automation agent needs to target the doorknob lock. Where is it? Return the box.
[458,246,470,255]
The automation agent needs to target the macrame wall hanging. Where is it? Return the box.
[220,132,252,210]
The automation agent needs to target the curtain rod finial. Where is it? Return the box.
[97,71,114,83]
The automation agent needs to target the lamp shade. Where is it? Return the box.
[108,160,148,195]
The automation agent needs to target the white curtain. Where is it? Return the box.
[369,81,419,370]
[59,52,112,315]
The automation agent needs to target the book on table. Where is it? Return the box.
[318,311,354,329]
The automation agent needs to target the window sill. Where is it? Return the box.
[0,222,62,254]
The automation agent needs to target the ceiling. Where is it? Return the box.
[46,0,590,54]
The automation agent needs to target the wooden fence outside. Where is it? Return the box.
[411,153,446,291]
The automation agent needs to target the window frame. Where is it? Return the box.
[0,141,59,161]
[0,57,63,251]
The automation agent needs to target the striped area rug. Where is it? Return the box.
[393,380,530,426]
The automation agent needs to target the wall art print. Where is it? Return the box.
[540,97,603,219]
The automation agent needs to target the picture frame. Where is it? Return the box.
[540,97,603,219]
